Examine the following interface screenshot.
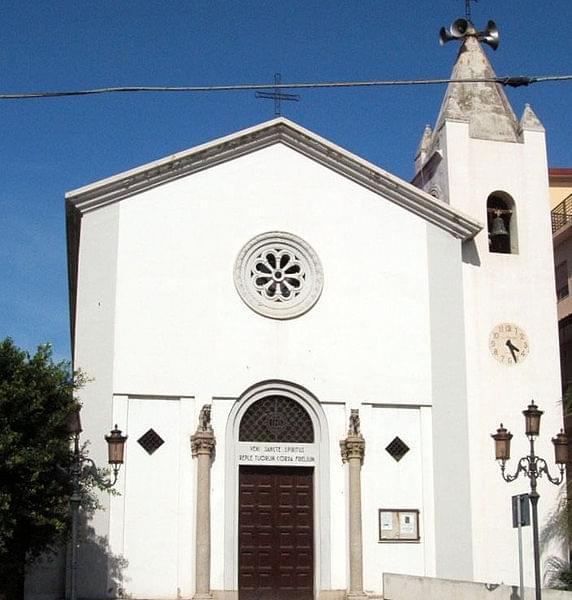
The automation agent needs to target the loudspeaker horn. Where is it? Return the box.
[439,26,458,46]
[450,18,470,38]
[479,20,499,51]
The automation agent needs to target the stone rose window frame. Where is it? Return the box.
[234,231,324,320]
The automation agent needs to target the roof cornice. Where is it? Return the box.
[549,168,572,182]
[66,118,482,240]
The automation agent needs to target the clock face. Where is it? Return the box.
[489,323,529,366]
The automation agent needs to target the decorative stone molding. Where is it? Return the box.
[234,231,324,320]
[345,592,368,600]
[340,436,366,465]
[191,404,216,457]
[198,404,213,432]
[191,430,216,458]
[520,103,545,132]
[340,410,365,464]
[66,119,482,241]
[348,408,360,436]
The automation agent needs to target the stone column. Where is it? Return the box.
[191,405,216,600]
[340,409,367,600]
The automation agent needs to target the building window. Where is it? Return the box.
[487,192,517,254]
[385,436,410,462]
[239,395,314,443]
[556,261,569,301]
[137,428,165,455]
[234,231,324,320]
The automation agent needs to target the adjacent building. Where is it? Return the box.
[550,169,572,463]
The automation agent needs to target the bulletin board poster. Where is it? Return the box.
[378,509,420,542]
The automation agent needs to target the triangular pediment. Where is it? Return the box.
[67,118,481,241]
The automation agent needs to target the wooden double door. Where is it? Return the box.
[238,466,314,600]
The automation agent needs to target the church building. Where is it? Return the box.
[58,17,564,600]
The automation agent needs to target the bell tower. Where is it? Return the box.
[413,17,564,585]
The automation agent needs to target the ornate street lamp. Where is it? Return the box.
[66,407,127,600]
[492,401,568,600]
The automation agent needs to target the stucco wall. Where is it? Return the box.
[110,144,433,402]
[72,142,458,598]
[442,122,564,586]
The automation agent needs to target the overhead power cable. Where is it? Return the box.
[0,74,570,100]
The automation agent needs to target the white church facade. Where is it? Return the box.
[57,20,564,600]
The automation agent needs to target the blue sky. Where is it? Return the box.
[1,1,571,361]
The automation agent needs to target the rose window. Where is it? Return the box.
[253,249,304,301]
[234,232,323,319]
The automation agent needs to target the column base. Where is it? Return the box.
[345,592,368,600]
[193,593,214,600]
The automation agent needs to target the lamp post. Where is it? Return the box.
[66,408,127,600]
[492,401,568,600]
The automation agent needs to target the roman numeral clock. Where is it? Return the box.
[489,323,530,366]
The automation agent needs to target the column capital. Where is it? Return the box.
[340,435,366,464]
[191,429,216,458]
[191,404,216,458]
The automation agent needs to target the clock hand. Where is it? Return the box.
[505,339,520,363]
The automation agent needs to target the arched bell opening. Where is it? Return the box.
[487,192,518,254]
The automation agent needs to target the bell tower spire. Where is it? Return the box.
[434,16,519,147]
[436,28,519,143]
[414,16,545,205]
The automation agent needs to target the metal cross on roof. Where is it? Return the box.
[255,73,300,117]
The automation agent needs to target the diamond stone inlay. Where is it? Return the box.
[137,428,165,455]
[385,436,410,462]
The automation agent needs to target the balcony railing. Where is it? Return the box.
[552,193,572,234]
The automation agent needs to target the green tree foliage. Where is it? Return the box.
[541,487,572,589]
[0,338,78,600]
[541,386,572,590]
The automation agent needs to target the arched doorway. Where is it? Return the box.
[224,381,330,600]
[238,396,314,600]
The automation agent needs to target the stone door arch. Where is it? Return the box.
[224,381,331,597]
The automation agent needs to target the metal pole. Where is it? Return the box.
[69,433,81,600]
[517,496,525,600]
[529,436,542,600]
[69,493,80,600]
[530,491,542,600]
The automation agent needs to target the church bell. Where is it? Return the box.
[490,215,509,237]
